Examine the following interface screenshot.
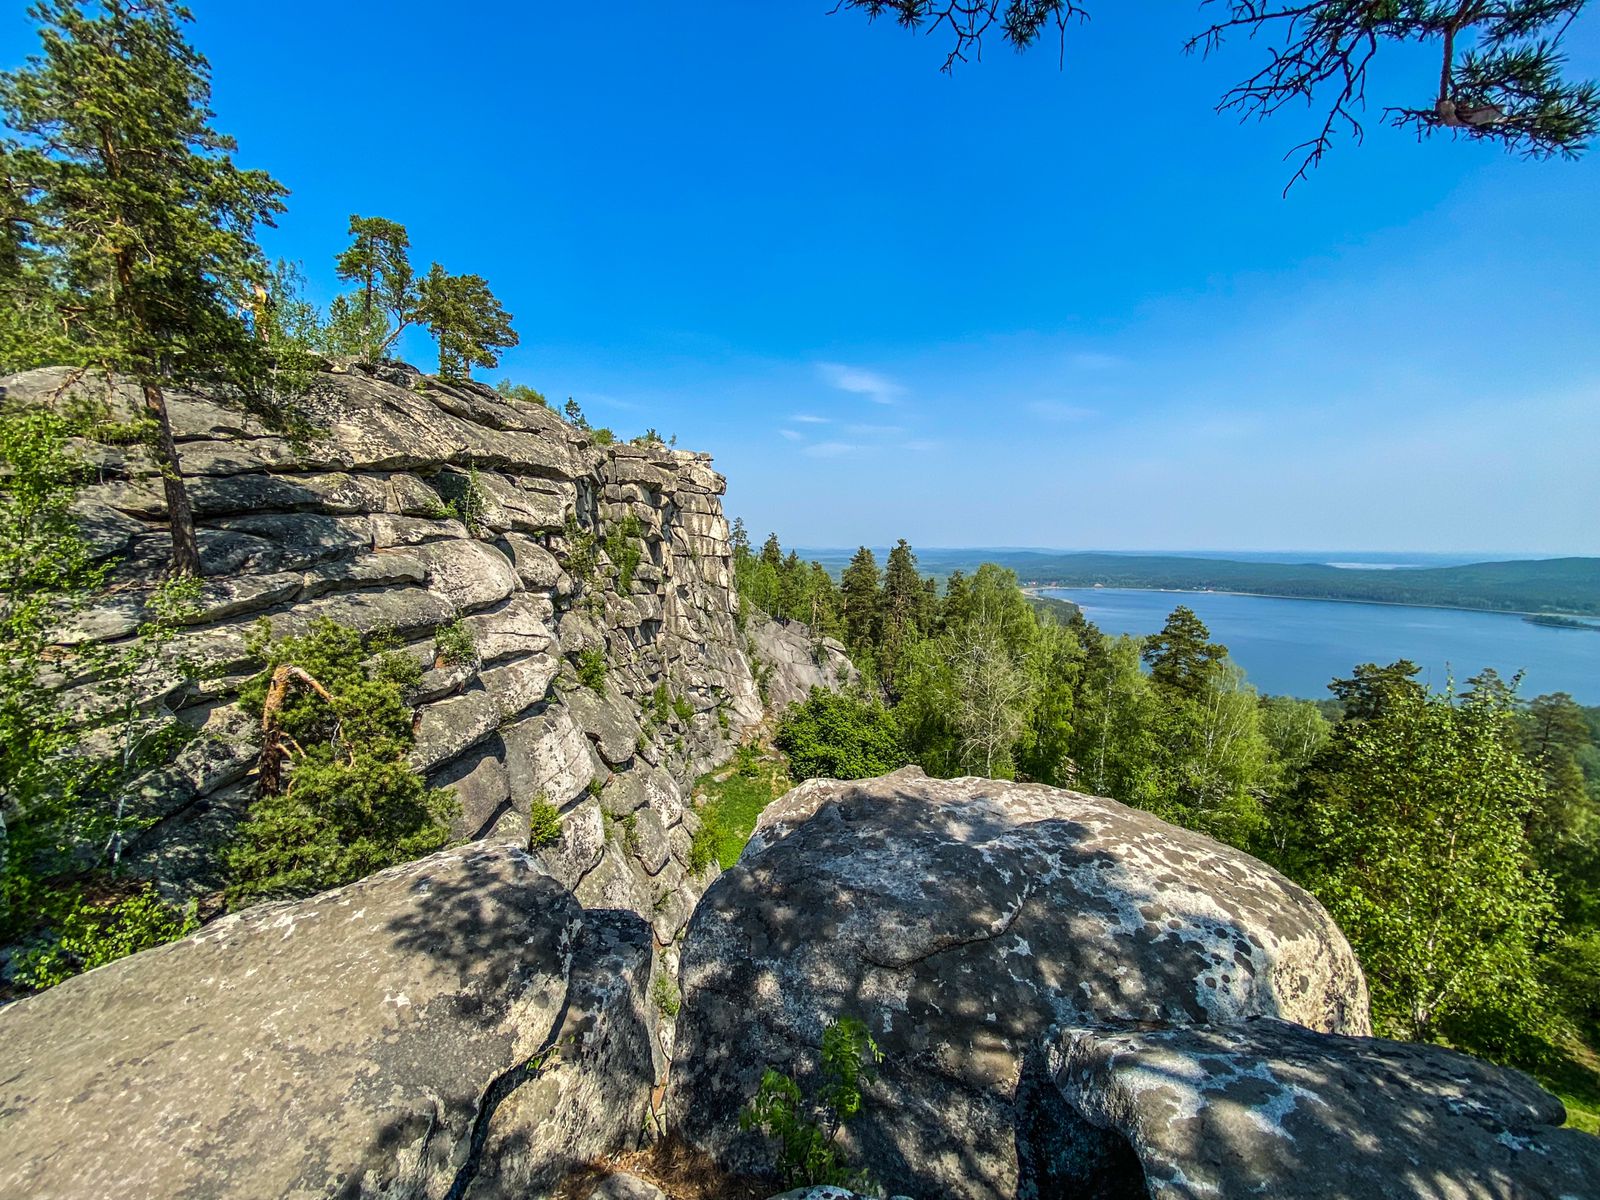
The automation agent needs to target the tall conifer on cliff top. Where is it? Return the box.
[0,0,293,577]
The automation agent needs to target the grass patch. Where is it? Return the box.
[691,749,791,872]
[1533,1036,1600,1136]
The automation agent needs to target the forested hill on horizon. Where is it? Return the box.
[794,549,1600,617]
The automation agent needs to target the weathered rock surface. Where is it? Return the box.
[1018,1019,1600,1200]
[670,768,1370,1198]
[0,843,652,1200]
[5,363,769,942]
[746,614,858,711]
[590,1172,669,1200]
[464,908,658,1199]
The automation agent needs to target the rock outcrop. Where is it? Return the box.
[1020,1019,1600,1199]
[669,768,1370,1198]
[2,363,764,947]
[0,842,657,1200]
[745,614,858,711]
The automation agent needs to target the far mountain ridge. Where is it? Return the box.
[791,549,1600,617]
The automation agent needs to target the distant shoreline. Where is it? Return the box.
[1024,584,1597,622]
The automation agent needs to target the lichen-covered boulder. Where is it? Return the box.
[0,843,654,1200]
[1018,1019,1600,1200]
[669,769,1369,1199]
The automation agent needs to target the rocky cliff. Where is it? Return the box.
[4,361,764,946]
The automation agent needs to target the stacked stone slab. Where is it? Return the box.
[2,362,763,949]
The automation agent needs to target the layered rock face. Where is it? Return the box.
[668,770,1595,1200]
[0,843,659,1200]
[4,363,763,944]
[744,614,858,711]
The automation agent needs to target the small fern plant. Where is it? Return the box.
[740,1015,883,1191]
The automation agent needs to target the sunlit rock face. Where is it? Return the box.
[744,613,858,711]
[670,767,1373,1198]
[1,362,765,943]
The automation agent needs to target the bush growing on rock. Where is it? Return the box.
[603,515,645,592]
[433,618,478,668]
[775,689,906,781]
[224,618,456,907]
[577,646,609,691]
[13,886,196,991]
[528,795,563,849]
[740,1016,882,1192]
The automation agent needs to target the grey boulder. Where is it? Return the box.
[1018,1018,1600,1200]
[669,769,1370,1199]
[0,843,652,1200]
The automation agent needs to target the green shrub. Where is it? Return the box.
[14,887,198,991]
[225,618,456,908]
[577,646,608,691]
[652,683,672,724]
[495,379,547,407]
[740,1016,882,1191]
[622,812,641,857]
[651,969,682,1017]
[735,740,762,778]
[688,816,721,875]
[433,618,478,667]
[673,692,695,724]
[587,776,605,798]
[431,466,489,534]
[591,427,615,446]
[529,796,563,849]
[775,690,906,781]
[603,515,644,592]
[562,514,598,585]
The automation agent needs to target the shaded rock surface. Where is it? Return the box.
[669,768,1371,1199]
[3,363,766,944]
[0,843,652,1200]
[1019,1019,1600,1200]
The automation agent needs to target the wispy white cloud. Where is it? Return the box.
[790,413,830,424]
[1029,400,1096,422]
[803,441,863,458]
[845,423,906,436]
[818,362,905,405]
[779,428,803,441]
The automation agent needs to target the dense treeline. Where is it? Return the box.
[740,533,1600,1094]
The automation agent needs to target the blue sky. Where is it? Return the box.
[5,2,1597,554]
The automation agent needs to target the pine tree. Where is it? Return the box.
[415,263,518,381]
[1143,606,1227,699]
[2,0,295,577]
[330,214,416,359]
[839,546,881,656]
[878,539,924,696]
[760,532,784,570]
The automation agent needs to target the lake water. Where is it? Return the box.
[1041,588,1600,705]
